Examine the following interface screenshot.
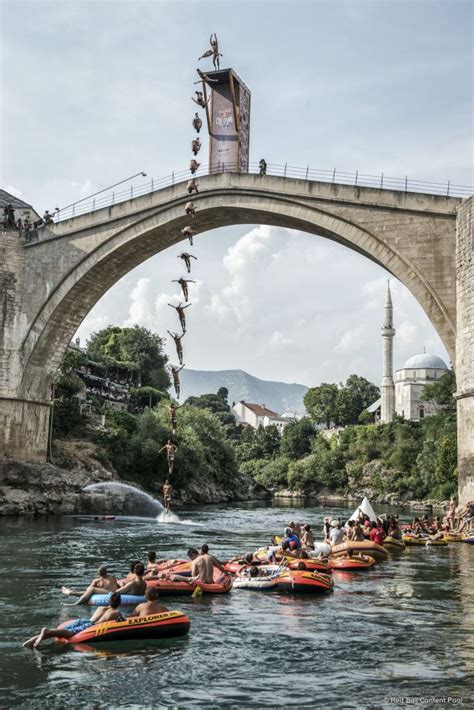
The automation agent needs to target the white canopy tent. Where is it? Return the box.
[348,496,378,523]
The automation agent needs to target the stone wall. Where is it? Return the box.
[456,197,474,505]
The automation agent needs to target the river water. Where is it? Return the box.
[1,501,472,708]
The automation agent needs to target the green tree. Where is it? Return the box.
[304,383,338,427]
[335,375,380,425]
[235,425,281,463]
[280,418,315,458]
[421,370,456,412]
[86,325,170,390]
[185,391,238,439]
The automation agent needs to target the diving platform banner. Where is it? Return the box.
[205,69,251,173]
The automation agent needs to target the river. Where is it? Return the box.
[1,501,472,708]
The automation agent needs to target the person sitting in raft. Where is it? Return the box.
[327,521,345,546]
[117,562,147,596]
[129,586,169,617]
[345,520,356,541]
[282,527,301,549]
[171,547,228,585]
[388,517,401,539]
[144,550,167,576]
[352,521,365,541]
[322,516,332,540]
[123,560,141,583]
[369,521,386,545]
[288,521,302,537]
[61,565,118,605]
[23,592,124,650]
[301,524,315,549]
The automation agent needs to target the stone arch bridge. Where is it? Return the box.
[1,173,472,503]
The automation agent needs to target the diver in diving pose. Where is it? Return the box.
[168,301,191,332]
[159,440,177,475]
[167,330,184,365]
[178,252,197,274]
[172,278,195,302]
[171,364,185,398]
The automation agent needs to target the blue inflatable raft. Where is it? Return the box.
[89,593,146,606]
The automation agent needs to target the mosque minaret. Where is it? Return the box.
[380,281,396,423]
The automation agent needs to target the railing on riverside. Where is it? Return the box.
[54,162,473,223]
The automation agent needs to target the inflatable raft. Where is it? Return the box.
[330,541,388,561]
[402,534,448,546]
[275,570,334,594]
[462,534,474,544]
[383,536,406,551]
[330,555,375,571]
[233,576,279,591]
[89,593,146,606]
[57,611,190,645]
[147,574,233,596]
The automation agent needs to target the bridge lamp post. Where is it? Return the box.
[57,172,147,220]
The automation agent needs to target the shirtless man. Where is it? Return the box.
[168,302,191,332]
[178,252,197,274]
[146,550,166,574]
[187,178,199,194]
[163,479,172,512]
[172,278,195,302]
[170,403,178,434]
[189,160,200,176]
[167,331,184,365]
[192,112,202,133]
[117,562,147,596]
[181,225,196,246]
[199,33,222,71]
[159,439,177,475]
[23,592,124,649]
[61,565,118,605]
[191,137,201,156]
[301,524,315,549]
[192,91,209,109]
[446,496,457,530]
[128,587,169,617]
[194,68,218,85]
[185,201,196,219]
[170,364,185,398]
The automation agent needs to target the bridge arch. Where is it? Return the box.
[20,183,456,401]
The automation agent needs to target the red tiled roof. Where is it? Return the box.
[243,402,279,418]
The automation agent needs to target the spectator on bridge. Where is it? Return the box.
[3,204,16,229]
[23,217,31,232]
[189,159,200,175]
[43,210,54,225]
[259,158,267,175]
[187,178,199,195]
[16,218,23,231]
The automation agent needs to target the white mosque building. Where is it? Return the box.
[368,282,450,423]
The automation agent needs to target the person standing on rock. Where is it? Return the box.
[168,301,191,331]
[178,252,197,274]
[159,440,178,475]
[172,278,195,302]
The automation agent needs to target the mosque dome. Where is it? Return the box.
[402,353,448,370]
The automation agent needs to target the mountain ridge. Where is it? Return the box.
[179,368,309,416]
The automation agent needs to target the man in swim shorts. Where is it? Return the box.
[23,592,124,649]
[61,565,118,605]
[129,587,169,617]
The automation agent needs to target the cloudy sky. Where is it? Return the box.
[2,0,472,386]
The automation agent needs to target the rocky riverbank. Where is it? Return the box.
[0,440,270,516]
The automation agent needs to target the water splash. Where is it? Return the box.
[157,510,201,526]
[83,481,164,516]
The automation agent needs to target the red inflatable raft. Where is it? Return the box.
[147,572,232,596]
[275,570,334,594]
[330,555,375,571]
[56,611,190,645]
